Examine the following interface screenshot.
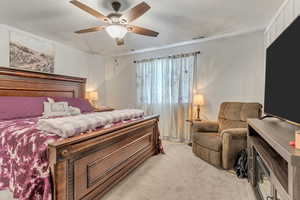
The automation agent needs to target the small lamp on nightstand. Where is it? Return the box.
[193,93,204,121]
[86,91,99,108]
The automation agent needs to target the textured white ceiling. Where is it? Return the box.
[0,0,283,55]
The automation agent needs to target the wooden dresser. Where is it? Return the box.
[247,118,300,200]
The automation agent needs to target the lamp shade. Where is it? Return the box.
[87,91,98,101]
[193,94,204,105]
[105,25,128,39]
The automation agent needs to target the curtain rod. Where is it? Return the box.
[133,51,200,64]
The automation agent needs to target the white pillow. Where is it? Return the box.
[42,98,70,118]
[68,106,81,116]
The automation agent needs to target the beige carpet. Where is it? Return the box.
[102,141,256,200]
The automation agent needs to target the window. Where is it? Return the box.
[137,54,196,105]
[136,53,198,142]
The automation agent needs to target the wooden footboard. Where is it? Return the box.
[48,115,160,200]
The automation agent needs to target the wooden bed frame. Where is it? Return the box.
[0,67,161,200]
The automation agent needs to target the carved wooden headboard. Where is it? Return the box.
[0,67,86,98]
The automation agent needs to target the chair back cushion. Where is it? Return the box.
[218,102,262,132]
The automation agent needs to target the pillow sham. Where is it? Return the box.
[68,106,81,116]
[53,97,94,113]
[0,96,47,120]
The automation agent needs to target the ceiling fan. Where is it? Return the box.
[70,0,159,46]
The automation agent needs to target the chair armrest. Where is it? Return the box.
[221,128,248,169]
[220,128,247,138]
[191,120,219,132]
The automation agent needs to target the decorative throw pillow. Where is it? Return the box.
[42,98,70,118]
[53,97,94,113]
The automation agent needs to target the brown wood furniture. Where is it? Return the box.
[94,106,115,112]
[248,118,300,200]
[0,67,161,200]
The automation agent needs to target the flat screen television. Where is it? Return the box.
[264,15,300,125]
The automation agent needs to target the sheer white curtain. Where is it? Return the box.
[136,53,197,143]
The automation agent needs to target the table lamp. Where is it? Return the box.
[87,91,99,108]
[193,94,204,121]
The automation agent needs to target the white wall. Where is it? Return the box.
[105,30,265,120]
[0,27,9,67]
[87,54,106,105]
[105,55,137,109]
[0,24,106,105]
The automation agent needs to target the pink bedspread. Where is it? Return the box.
[0,116,144,200]
[0,117,60,200]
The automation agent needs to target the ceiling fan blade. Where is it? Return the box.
[70,0,110,23]
[116,38,125,46]
[128,25,159,37]
[75,26,105,34]
[120,2,150,23]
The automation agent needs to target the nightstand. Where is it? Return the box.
[94,106,114,112]
[186,119,202,126]
[186,119,201,146]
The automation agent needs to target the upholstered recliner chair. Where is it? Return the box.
[192,102,262,169]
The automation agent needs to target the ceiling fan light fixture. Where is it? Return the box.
[71,0,159,45]
[105,25,128,39]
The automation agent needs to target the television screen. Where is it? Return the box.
[264,16,300,125]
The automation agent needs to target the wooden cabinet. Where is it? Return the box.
[248,118,300,200]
